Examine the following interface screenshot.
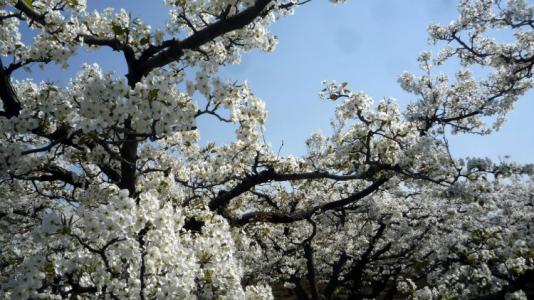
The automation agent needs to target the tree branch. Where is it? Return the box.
[0,59,22,118]
[208,168,383,211]
[232,178,389,225]
[138,0,273,77]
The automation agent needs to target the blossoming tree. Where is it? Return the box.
[0,0,533,299]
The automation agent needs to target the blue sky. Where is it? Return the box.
[18,0,534,163]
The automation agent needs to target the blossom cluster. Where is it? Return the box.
[1,0,533,299]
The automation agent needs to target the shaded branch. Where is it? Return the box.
[208,168,383,211]
[0,59,22,118]
[232,178,389,225]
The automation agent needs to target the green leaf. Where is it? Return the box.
[23,0,33,7]
[149,89,159,100]
[111,23,126,36]
[139,37,150,45]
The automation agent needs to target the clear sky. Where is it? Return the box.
[18,0,534,163]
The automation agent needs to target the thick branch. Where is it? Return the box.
[0,59,22,118]
[208,168,381,211]
[12,165,86,188]
[14,0,45,23]
[233,178,389,225]
[119,120,138,197]
[139,0,272,76]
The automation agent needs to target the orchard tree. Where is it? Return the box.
[0,0,533,299]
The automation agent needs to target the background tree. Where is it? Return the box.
[0,0,532,299]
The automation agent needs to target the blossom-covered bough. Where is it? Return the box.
[0,0,532,299]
